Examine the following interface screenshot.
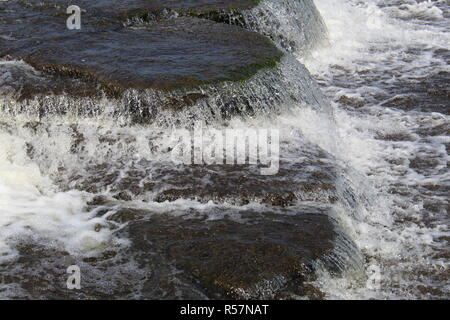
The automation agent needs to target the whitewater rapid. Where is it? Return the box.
[298,0,449,299]
[0,0,448,299]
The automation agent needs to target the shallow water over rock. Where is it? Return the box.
[0,205,361,299]
[1,1,282,97]
[0,0,373,301]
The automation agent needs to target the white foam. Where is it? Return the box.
[0,128,120,263]
[303,0,449,77]
[0,0,448,299]
[292,0,450,299]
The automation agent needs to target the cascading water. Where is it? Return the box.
[298,0,449,299]
[241,0,328,54]
[0,0,448,299]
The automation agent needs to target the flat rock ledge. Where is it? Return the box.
[16,0,326,54]
[1,55,325,124]
[0,1,282,103]
[0,207,363,300]
[107,208,363,299]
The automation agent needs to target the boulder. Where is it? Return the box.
[109,207,362,299]
[1,2,282,98]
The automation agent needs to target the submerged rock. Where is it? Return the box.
[151,161,340,206]
[110,207,362,299]
[19,0,262,17]
[1,55,326,125]
[0,0,327,106]
[0,206,362,300]
[0,1,363,301]
[1,2,282,99]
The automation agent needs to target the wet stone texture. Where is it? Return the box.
[0,207,356,300]
[0,0,282,99]
[59,136,344,207]
[151,163,340,206]
[0,0,363,300]
[117,209,342,299]
[11,0,327,55]
[18,0,262,17]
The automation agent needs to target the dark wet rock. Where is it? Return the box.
[1,2,326,124]
[1,1,282,101]
[416,285,446,297]
[336,95,365,108]
[116,208,362,299]
[0,207,361,300]
[156,188,298,207]
[0,242,180,300]
[112,0,327,55]
[415,122,450,137]
[63,143,341,207]
[118,0,328,54]
[261,192,297,207]
[375,132,417,142]
[0,1,358,301]
[17,19,280,92]
[113,191,133,202]
[409,155,441,171]
[20,0,261,18]
[381,70,450,115]
[152,164,339,206]
[2,21,281,94]
[165,92,209,110]
[2,54,327,124]
[106,208,145,224]
[146,146,341,206]
[87,195,110,206]
[0,0,328,110]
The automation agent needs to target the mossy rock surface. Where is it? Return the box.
[114,209,343,299]
[0,1,281,97]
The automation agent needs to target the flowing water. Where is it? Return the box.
[300,0,449,299]
[0,0,448,299]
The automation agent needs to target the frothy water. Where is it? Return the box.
[0,120,127,263]
[0,0,448,299]
[299,0,449,299]
[242,0,327,54]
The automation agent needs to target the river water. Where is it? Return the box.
[0,0,448,299]
[302,0,449,299]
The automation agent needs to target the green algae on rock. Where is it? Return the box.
[1,1,282,100]
[12,19,282,92]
